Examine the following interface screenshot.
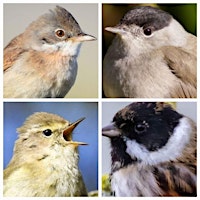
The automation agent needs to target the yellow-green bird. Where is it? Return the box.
[4,112,88,197]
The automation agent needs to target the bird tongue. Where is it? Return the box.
[63,117,87,145]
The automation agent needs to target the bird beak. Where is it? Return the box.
[105,26,126,35]
[102,122,121,137]
[74,33,96,42]
[63,117,87,146]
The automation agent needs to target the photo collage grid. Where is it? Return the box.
[1,1,198,198]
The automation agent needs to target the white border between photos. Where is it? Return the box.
[1,0,199,199]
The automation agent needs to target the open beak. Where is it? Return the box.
[63,117,87,146]
[102,122,121,137]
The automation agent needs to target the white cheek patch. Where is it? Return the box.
[58,41,82,57]
[34,41,82,57]
[126,117,192,165]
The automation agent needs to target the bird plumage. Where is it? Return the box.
[4,6,95,98]
[4,112,87,197]
[102,102,196,196]
[103,6,196,98]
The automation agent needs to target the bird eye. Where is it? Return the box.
[143,27,152,36]
[134,123,147,134]
[55,29,65,38]
[43,129,53,137]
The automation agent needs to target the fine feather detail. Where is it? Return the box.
[125,117,192,165]
[4,34,26,72]
[105,102,196,196]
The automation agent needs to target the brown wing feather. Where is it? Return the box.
[171,82,196,98]
[161,45,197,98]
[155,119,196,196]
[4,34,26,72]
[154,162,196,196]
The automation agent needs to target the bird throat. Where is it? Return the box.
[110,137,137,173]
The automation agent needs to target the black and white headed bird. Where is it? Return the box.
[102,102,196,196]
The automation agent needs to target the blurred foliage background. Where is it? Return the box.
[102,4,196,97]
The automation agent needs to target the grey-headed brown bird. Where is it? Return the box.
[102,102,196,196]
[4,6,96,98]
[4,112,88,197]
[103,6,196,98]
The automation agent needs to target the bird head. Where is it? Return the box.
[14,112,87,162]
[103,102,196,167]
[23,6,96,55]
[105,6,188,53]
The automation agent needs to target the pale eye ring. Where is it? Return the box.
[55,29,65,38]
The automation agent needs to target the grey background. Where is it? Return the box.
[102,102,197,174]
[3,3,98,98]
